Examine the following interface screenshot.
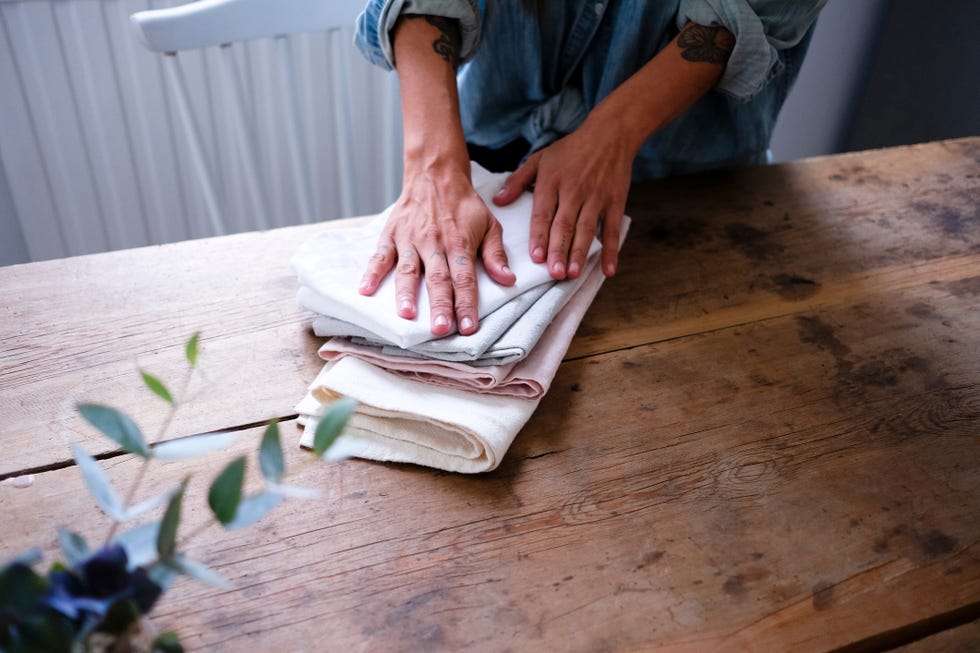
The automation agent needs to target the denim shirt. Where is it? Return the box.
[355,0,825,180]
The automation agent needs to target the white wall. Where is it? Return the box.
[769,0,886,162]
[0,0,400,266]
[0,155,27,266]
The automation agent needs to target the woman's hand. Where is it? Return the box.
[491,21,735,281]
[357,16,516,337]
[359,163,515,337]
[492,118,634,280]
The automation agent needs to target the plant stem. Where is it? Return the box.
[104,362,196,546]
[179,516,217,549]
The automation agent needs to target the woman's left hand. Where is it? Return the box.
[490,118,635,280]
[489,20,736,282]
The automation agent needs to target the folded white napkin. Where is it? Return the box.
[289,162,600,349]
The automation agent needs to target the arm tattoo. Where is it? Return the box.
[424,16,462,68]
[677,23,735,64]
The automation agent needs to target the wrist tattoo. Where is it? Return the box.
[677,23,735,64]
[424,16,462,68]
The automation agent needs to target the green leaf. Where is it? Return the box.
[147,563,178,593]
[98,597,141,635]
[157,479,187,561]
[208,457,246,525]
[225,491,282,531]
[152,631,185,653]
[169,554,230,589]
[140,369,175,405]
[77,404,151,458]
[267,481,322,500]
[115,521,162,568]
[5,548,43,568]
[312,397,356,457]
[259,421,284,483]
[0,560,50,612]
[56,528,89,567]
[122,486,180,521]
[71,443,125,521]
[185,332,200,366]
[152,431,237,461]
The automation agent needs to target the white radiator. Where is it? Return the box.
[0,0,402,262]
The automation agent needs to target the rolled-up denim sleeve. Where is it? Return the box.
[677,0,826,101]
[355,0,483,71]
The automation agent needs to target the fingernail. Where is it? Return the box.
[604,262,616,276]
[359,279,371,291]
[502,265,513,276]
[434,314,450,328]
[400,299,413,313]
[532,247,544,261]
[494,186,507,198]
[552,261,565,277]
[460,316,474,331]
[567,261,580,278]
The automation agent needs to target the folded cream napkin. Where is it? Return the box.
[296,358,540,473]
[289,162,600,349]
[296,216,630,472]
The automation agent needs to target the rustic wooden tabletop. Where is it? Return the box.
[1,138,977,651]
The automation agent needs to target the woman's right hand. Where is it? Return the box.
[358,162,515,337]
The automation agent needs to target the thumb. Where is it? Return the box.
[481,218,516,286]
[493,152,540,206]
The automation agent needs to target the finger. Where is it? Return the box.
[481,217,516,287]
[422,250,455,336]
[546,196,580,280]
[601,208,623,277]
[528,175,557,264]
[447,250,480,335]
[567,200,602,279]
[493,152,540,207]
[359,239,396,296]
[392,245,422,319]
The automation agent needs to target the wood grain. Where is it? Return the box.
[0,219,364,477]
[891,619,980,653]
[2,273,977,651]
[1,138,977,650]
[572,137,980,358]
[2,140,977,476]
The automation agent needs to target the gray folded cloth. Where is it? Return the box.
[309,245,602,365]
[309,282,551,365]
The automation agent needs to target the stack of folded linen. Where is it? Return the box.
[290,163,629,473]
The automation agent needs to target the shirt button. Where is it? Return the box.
[594,2,604,15]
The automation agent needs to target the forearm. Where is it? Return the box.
[585,22,735,156]
[362,15,514,336]
[392,16,470,176]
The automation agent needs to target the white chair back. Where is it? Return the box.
[130,0,377,234]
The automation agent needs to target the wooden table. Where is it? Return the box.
[1,139,978,651]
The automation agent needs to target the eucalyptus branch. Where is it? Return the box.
[105,363,195,545]
[2,332,353,651]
